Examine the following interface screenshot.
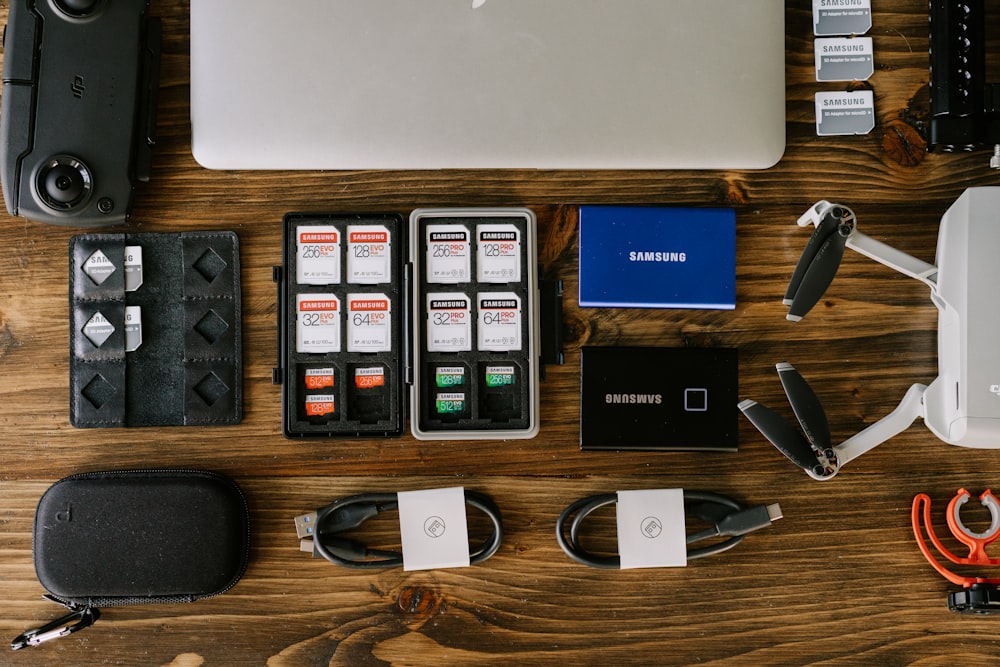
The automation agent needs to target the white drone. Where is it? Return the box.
[740,187,1000,480]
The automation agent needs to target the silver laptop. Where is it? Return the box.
[190,0,785,170]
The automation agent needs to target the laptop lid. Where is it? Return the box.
[190,0,785,170]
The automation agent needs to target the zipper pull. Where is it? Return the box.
[11,597,100,650]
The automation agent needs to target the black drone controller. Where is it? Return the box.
[0,0,161,226]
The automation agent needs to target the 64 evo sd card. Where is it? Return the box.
[347,293,391,352]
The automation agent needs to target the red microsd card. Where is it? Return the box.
[304,367,335,390]
[305,395,335,417]
[355,366,386,389]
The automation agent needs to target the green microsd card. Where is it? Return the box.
[435,392,466,414]
[435,366,466,388]
[485,365,515,388]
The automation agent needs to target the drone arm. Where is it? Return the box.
[846,233,938,289]
[797,200,938,288]
[834,383,927,466]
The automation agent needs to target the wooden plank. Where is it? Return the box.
[3,0,1000,664]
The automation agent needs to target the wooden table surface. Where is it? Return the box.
[4,1,1000,664]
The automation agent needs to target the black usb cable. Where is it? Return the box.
[295,490,503,569]
[556,490,782,568]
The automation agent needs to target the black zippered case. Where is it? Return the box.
[13,470,250,650]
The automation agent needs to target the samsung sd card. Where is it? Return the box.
[347,293,391,352]
[426,292,472,352]
[476,224,521,283]
[477,293,521,351]
[296,293,341,353]
[347,225,391,284]
[426,224,471,283]
[296,226,341,285]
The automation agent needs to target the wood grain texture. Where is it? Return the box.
[3,0,1000,664]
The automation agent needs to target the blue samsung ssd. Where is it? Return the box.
[578,206,736,309]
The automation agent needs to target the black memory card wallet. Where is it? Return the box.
[69,232,242,427]
[13,470,250,649]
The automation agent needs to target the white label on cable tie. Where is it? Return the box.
[398,487,471,571]
[616,489,687,569]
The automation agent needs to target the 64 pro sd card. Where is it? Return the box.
[580,347,738,451]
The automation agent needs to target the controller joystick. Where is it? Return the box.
[38,158,92,209]
[54,0,102,17]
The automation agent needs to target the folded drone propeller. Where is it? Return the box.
[739,363,839,479]
[782,204,856,321]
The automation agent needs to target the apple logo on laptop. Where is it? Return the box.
[472,0,487,7]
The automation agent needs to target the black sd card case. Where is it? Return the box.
[12,470,250,650]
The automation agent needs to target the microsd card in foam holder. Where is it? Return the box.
[410,208,540,440]
[277,213,405,438]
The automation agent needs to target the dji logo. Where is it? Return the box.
[990,385,1000,396]
[71,75,86,99]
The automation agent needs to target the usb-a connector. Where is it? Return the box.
[294,512,318,539]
